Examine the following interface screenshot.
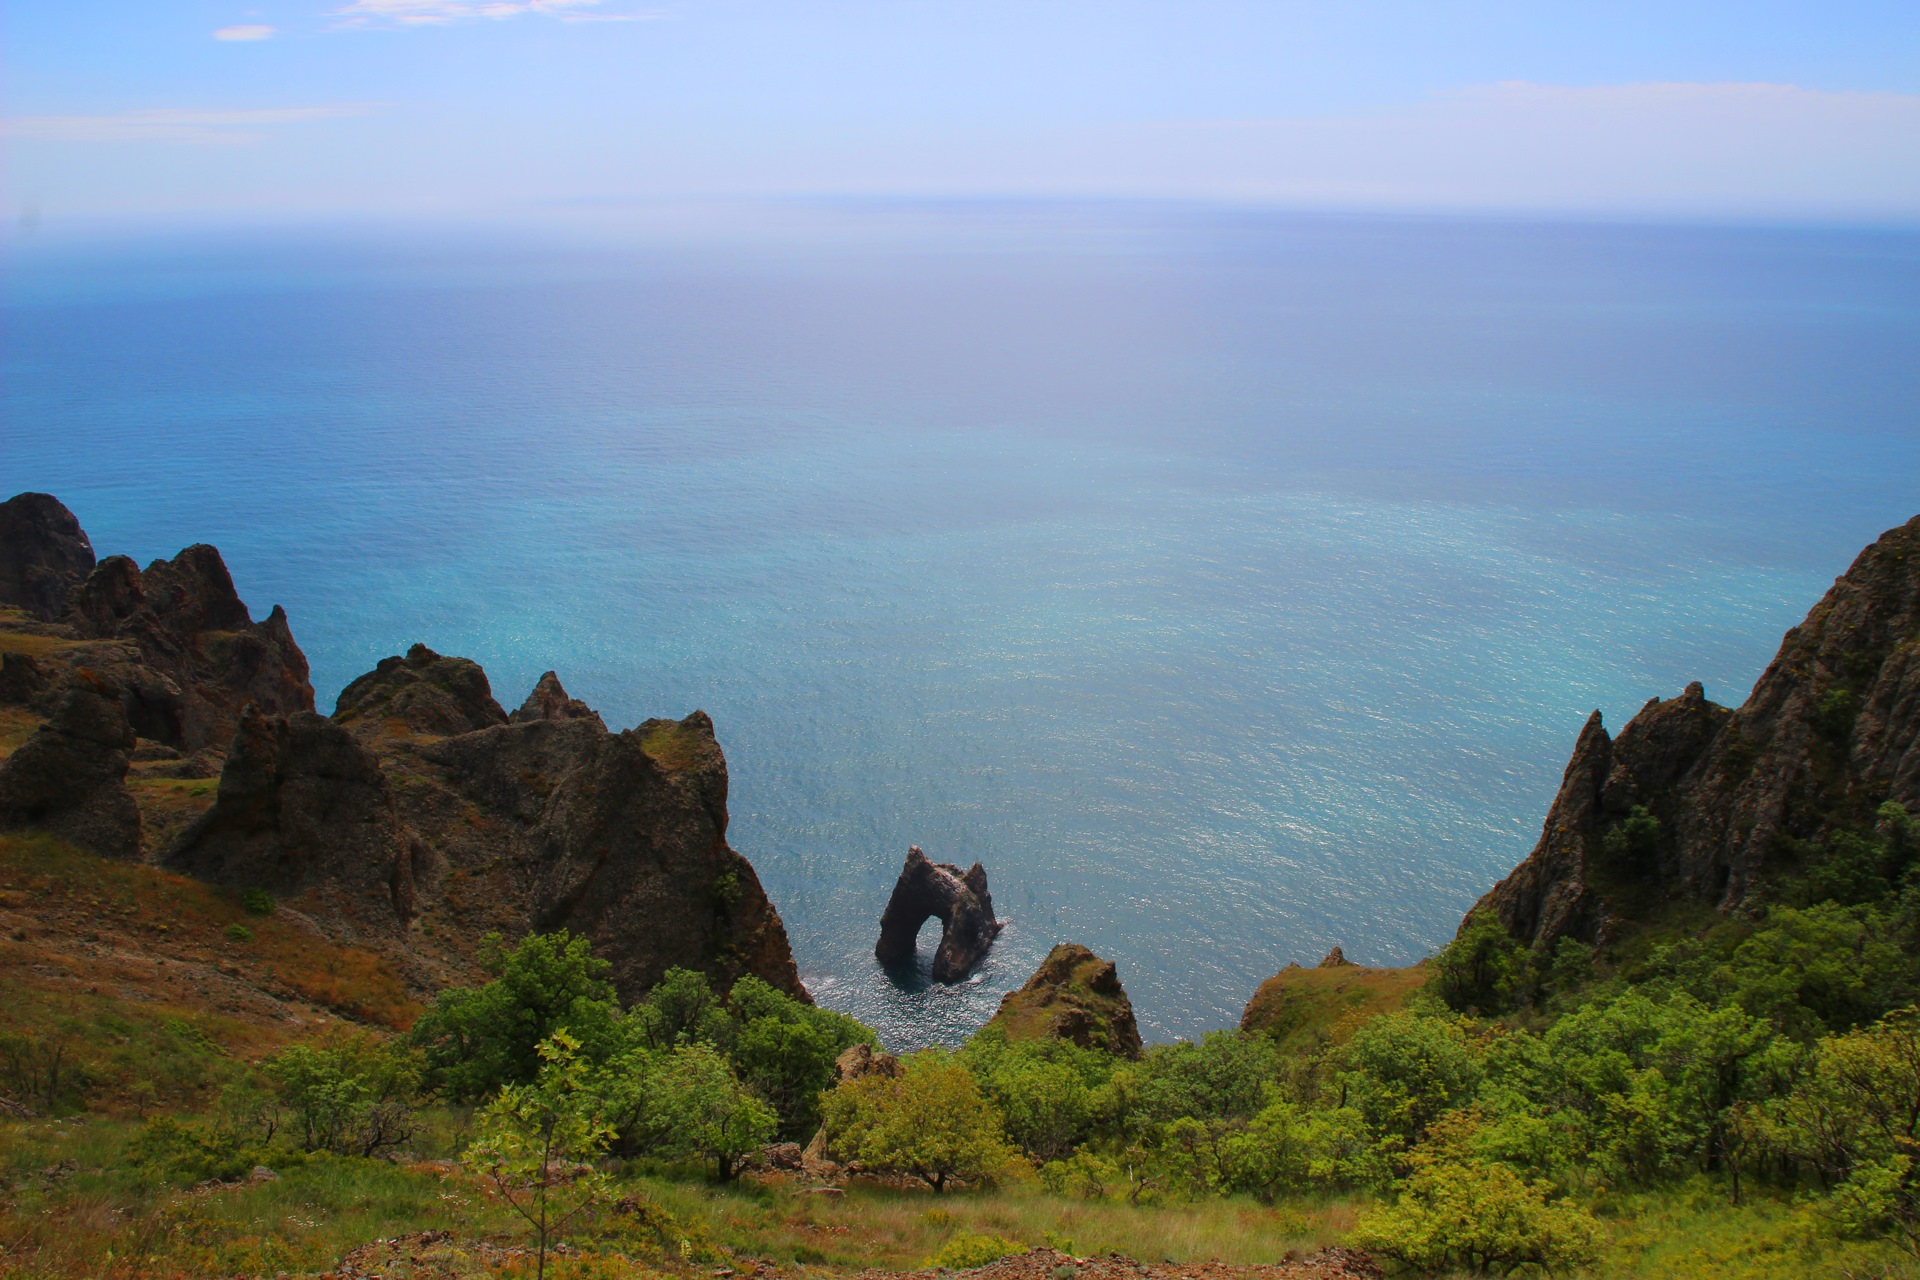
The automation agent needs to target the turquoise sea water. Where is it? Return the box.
[5,204,1918,1045]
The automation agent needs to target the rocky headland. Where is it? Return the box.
[1468,512,1920,954]
[0,492,805,1011]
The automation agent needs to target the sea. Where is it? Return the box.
[5,201,1918,1047]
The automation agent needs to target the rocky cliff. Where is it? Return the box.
[1475,513,1920,951]
[0,493,807,1010]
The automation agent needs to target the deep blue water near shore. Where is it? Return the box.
[5,204,1918,1046]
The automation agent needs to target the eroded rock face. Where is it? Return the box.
[1477,513,1920,951]
[0,493,95,621]
[874,845,1002,982]
[65,545,315,753]
[335,644,508,737]
[165,706,419,928]
[0,676,140,859]
[987,942,1143,1058]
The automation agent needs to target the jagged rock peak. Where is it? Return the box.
[511,671,602,726]
[0,492,95,621]
[63,541,314,753]
[1473,512,1920,952]
[1319,946,1352,968]
[874,845,1003,982]
[333,643,508,737]
[988,941,1143,1058]
[0,673,140,860]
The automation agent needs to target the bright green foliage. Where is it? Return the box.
[410,930,621,1100]
[1353,1110,1603,1275]
[821,1049,1020,1193]
[1218,1099,1382,1201]
[1716,901,1913,1038]
[927,1232,1025,1269]
[1102,1030,1279,1136]
[710,975,875,1142]
[240,887,276,916]
[1339,1012,1482,1154]
[1353,1154,1603,1276]
[624,966,730,1051]
[466,1030,615,1280]
[964,1028,1114,1163]
[261,1031,421,1157]
[642,1042,779,1180]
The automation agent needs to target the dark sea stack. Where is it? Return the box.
[511,671,603,726]
[0,492,96,621]
[0,676,141,859]
[166,706,419,926]
[988,942,1143,1058]
[334,644,509,738]
[874,845,1003,981]
[1476,513,1920,951]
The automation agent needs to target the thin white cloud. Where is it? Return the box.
[4,105,378,146]
[331,0,647,27]
[213,24,274,41]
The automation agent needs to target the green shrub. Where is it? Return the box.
[1352,1155,1603,1275]
[241,887,276,916]
[928,1233,1025,1270]
[223,923,254,943]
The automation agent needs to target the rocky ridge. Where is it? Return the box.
[1473,513,1920,952]
[0,492,806,1009]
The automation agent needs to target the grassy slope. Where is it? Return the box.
[0,834,419,1114]
[1238,963,1430,1055]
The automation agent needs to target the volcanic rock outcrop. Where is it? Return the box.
[63,543,314,753]
[0,492,808,1009]
[0,675,141,860]
[1476,512,1920,951]
[165,706,422,929]
[987,942,1143,1057]
[0,493,96,621]
[874,845,1002,981]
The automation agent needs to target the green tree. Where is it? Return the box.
[411,931,621,1100]
[1432,912,1528,1016]
[644,1042,778,1180]
[261,1030,421,1157]
[1352,1110,1603,1276]
[714,975,874,1142]
[466,1030,615,1280]
[820,1049,1019,1193]
[1339,1011,1483,1155]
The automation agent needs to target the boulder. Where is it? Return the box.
[986,942,1142,1057]
[0,493,95,621]
[873,845,1002,981]
[0,675,141,859]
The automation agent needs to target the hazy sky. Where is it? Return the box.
[7,1,1920,221]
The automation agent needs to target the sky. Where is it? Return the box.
[5,1,1920,223]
